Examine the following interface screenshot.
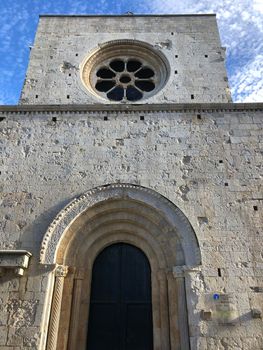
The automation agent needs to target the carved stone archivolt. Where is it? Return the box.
[40,183,201,267]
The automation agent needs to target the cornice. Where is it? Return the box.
[0,103,263,115]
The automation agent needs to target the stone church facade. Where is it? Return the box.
[0,14,262,350]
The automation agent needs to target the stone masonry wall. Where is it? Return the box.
[20,15,231,105]
[0,104,262,349]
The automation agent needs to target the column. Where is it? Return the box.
[46,265,68,350]
[158,269,170,350]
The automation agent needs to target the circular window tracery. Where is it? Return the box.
[94,58,155,101]
[81,40,170,102]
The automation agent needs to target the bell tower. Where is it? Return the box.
[20,14,231,105]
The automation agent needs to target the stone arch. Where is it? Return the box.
[41,184,201,350]
[40,183,201,266]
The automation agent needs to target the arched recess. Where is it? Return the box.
[40,184,201,350]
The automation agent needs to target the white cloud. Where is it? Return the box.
[145,0,263,102]
[253,0,263,13]
[231,54,263,102]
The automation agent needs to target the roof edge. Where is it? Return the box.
[39,14,216,18]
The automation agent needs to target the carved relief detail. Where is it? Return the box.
[55,265,68,278]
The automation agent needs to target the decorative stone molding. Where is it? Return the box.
[0,102,263,115]
[39,183,201,266]
[0,250,32,276]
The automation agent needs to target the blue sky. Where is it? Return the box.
[0,0,262,104]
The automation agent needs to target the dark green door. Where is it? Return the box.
[87,243,153,350]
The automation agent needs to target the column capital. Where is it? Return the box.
[55,264,68,277]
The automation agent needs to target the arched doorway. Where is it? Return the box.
[40,184,201,350]
[87,243,153,350]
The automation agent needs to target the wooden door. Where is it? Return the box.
[87,243,153,350]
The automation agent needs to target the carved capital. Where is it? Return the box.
[55,265,68,277]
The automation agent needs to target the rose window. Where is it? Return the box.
[95,59,156,101]
[81,40,170,102]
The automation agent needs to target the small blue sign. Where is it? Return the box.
[213,293,220,300]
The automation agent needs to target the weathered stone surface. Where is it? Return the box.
[0,13,262,350]
[0,105,262,348]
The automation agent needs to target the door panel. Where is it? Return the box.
[90,244,121,302]
[126,304,153,350]
[122,244,152,302]
[87,303,120,350]
[87,243,153,350]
